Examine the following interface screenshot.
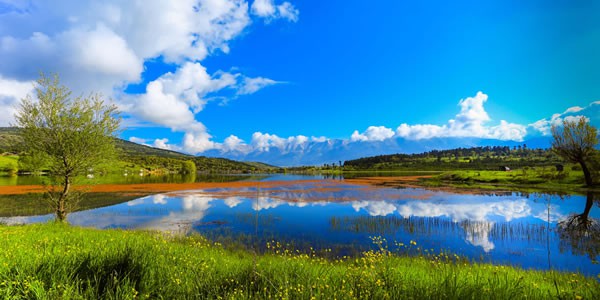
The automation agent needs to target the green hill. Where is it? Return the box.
[342,146,563,171]
[0,127,276,174]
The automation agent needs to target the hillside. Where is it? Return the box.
[0,127,275,174]
[342,145,565,171]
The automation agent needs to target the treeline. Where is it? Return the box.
[343,145,564,171]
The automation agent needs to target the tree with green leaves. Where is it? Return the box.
[551,118,599,187]
[15,74,120,222]
[18,151,49,174]
[180,160,197,174]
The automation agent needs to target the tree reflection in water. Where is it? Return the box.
[557,192,600,261]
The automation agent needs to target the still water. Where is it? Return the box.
[1,176,599,277]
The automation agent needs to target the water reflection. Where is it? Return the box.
[1,182,598,276]
[557,192,600,261]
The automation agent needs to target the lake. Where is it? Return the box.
[1,174,598,277]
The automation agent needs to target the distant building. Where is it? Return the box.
[499,166,511,171]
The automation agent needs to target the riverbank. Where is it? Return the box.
[0,223,597,299]
[339,170,600,195]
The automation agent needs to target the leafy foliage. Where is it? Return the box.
[551,118,599,186]
[14,74,120,221]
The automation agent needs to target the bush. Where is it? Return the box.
[180,160,197,174]
[2,161,18,175]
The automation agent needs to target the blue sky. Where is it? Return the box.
[0,0,599,161]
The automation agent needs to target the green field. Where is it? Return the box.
[0,224,598,299]
[426,168,599,193]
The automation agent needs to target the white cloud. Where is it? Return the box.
[120,62,285,153]
[0,76,34,126]
[64,23,142,81]
[128,136,179,151]
[352,201,397,216]
[275,2,299,22]
[395,199,531,222]
[222,135,250,152]
[251,0,298,22]
[183,131,218,153]
[528,101,598,136]
[463,222,495,252]
[565,106,584,113]
[395,91,527,141]
[143,195,215,232]
[153,138,174,150]
[237,76,279,95]
[489,120,527,141]
[351,126,395,142]
[224,196,243,207]
[128,137,149,145]
[0,0,295,152]
[251,132,287,151]
[252,196,283,211]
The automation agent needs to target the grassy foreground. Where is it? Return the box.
[0,224,598,299]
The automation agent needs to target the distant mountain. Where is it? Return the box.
[204,136,553,166]
[2,127,556,168]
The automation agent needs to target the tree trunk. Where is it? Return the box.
[56,175,70,222]
[579,159,593,187]
[580,192,594,224]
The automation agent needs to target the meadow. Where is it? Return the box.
[0,223,598,299]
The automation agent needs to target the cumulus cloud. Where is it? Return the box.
[528,101,599,136]
[120,61,284,153]
[351,126,395,142]
[245,132,310,152]
[0,76,34,126]
[0,1,255,94]
[394,92,527,141]
[222,135,250,152]
[183,131,218,153]
[0,0,296,153]
[251,0,299,22]
[153,138,175,150]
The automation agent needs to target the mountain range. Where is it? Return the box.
[203,136,554,167]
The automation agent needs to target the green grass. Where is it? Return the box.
[428,168,600,193]
[0,224,598,299]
